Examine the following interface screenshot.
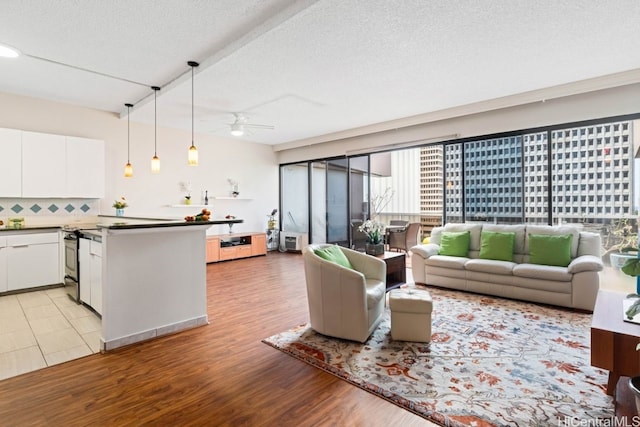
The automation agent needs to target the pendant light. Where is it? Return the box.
[124,103,134,178]
[151,86,161,173]
[187,61,199,166]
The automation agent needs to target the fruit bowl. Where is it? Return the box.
[185,208,211,222]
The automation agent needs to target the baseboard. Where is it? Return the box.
[100,315,209,351]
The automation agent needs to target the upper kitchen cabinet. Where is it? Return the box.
[66,136,104,198]
[0,128,22,197]
[21,131,66,198]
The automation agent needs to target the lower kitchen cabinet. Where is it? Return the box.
[0,237,7,292]
[6,232,60,291]
[79,236,102,315]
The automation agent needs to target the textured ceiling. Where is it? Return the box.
[0,0,639,146]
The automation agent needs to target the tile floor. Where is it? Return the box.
[0,286,101,381]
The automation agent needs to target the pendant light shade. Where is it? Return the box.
[151,86,161,173]
[124,103,134,178]
[187,61,199,166]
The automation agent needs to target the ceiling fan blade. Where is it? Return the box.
[244,123,275,130]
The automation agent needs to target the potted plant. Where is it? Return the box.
[112,196,128,216]
[359,219,384,255]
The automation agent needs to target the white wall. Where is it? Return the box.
[276,83,640,164]
[0,92,279,234]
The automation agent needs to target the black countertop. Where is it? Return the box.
[0,216,244,232]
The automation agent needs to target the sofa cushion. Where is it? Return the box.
[512,263,572,282]
[529,234,573,267]
[443,223,483,251]
[465,258,516,275]
[439,231,470,257]
[479,231,516,262]
[482,224,525,255]
[314,245,353,269]
[525,225,580,258]
[425,255,468,270]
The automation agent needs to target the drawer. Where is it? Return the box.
[7,232,59,246]
[237,245,252,257]
[90,240,102,256]
[219,247,237,260]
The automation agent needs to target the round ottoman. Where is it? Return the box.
[389,286,432,342]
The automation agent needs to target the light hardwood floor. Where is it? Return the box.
[0,252,429,427]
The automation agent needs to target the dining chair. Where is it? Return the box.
[388,222,421,253]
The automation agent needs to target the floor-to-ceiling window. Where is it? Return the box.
[280,115,640,253]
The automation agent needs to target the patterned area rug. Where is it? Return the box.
[262,286,613,426]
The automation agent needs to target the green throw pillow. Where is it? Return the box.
[479,231,516,262]
[315,245,353,269]
[438,231,470,257]
[528,234,573,267]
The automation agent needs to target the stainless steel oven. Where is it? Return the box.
[63,230,80,303]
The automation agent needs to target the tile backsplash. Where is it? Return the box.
[0,198,100,219]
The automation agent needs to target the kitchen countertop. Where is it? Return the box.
[0,216,244,232]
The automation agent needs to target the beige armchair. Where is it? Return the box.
[303,244,387,342]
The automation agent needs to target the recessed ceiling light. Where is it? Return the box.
[0,44,21,58]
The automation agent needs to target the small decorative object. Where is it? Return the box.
[267,208,278,230]
[359,219,385,255]
[228,179,239,197]
[113,196,128,216]
[204,190,209,205]
[624,294,640,324]
[180,181,193,205]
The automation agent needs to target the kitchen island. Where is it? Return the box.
[1,215,243,351]
[95,216,242,350]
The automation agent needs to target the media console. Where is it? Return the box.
[206,232,267,263]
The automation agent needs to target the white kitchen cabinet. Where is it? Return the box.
[0,237,7,292]
[79,236,102,315]
[66,136,105,198]
[6,232,60,291]
[90,240,102,315]
[79,238,91,304]
[0,128,22,197]
[21,131,66,197]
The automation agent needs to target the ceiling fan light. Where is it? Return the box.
[124,162,133,178]
[230,123,244,137]
[188,144,198,166]
[0,44,20,58]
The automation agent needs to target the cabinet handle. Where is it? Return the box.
[10,245,29,248]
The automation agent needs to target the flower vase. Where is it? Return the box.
[116,208,124,217]
[365,242,384,256]
[185,198,192,205]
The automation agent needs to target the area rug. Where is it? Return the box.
[262,286,613,426]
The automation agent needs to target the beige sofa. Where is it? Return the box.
[410,223,603,311]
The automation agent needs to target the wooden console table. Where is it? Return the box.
[206,232,266,263]
[591,290,640,416]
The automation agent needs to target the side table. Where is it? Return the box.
[375,251,406,291]
[591,289,640,417]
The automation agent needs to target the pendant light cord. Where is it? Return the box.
[191,65,194,146]
[152,86,160,155]
[125,103,132,162]
[188,61,199,148]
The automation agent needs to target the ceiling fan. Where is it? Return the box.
[228,113,274,137]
